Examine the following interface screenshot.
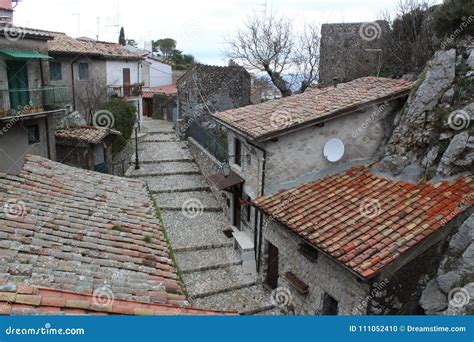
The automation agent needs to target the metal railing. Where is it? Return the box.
[107,84,143,99]
[187,120,228,162]
[0,86,70,117]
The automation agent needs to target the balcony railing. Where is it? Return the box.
[0,86,70,118]
[107,83,143,99]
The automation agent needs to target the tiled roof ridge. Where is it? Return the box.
[253,165,473,279]
[213,76,413,140]
[0,284,236,316]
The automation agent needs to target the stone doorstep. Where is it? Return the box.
[232,230,257,275]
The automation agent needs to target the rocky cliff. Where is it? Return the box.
[374,39,473,315]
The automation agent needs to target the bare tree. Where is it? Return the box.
[75,78,109,124]
[225,10,320,96]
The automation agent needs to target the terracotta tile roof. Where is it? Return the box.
[0,25,54,40]
[143,84,177,99]
[48,33,142,60]
[0,284,235,316]
[213,77,413,141]
[253,166,473,279]
[0,155,186,307]
[55,126,120,144]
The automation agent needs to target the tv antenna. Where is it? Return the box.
[73,12,80,36]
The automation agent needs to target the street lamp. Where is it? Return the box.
[134,118,140,170]
[221,161,231,177]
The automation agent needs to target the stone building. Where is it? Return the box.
[177,64,251,125]
[319,21,389,87]
[252,166,472,315]
[209,77,412,263]
[0,25,68,174]
[55,125,121,173]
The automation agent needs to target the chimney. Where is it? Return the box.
[0,0,14,26]
[333,77,339,88]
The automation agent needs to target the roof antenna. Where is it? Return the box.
[73,12,80,37]
[96,17,100,40]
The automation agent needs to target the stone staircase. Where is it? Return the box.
[126,118,274,314]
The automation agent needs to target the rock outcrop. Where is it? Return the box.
[420,214,474,315]
[376,46,473,180]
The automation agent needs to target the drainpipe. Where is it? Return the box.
[45,116,51,159]
[70,59,77,110]
[248,141,266,272]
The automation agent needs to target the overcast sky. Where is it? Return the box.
[14,0,441,65]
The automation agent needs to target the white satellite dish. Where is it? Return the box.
[323,138,345,162]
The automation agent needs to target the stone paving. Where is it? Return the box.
[126,117,273,314]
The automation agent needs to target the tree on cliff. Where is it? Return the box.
[224,9,319,97]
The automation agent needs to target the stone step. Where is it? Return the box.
[132,158,195,165]
[144,174,210,193]
[173,242,233,253]
[191,284,274,313]
[132,142,193,163]
[175,246,241,273]
[154,191,221,211]
[184,264,256,299]
[161,211,232,250]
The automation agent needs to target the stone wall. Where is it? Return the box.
[187,137,231,219]
[260,218,371,315]
[319,21,389,86]
[177,64,251,128]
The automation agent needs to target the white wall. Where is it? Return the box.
[105,60,141,86]
[148,58,172,87]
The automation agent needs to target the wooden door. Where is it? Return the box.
[233,185,242,229]
[6,60,29,110]
[266,243,279,289]
[122,68,131,97]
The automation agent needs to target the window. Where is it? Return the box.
[49,61,62,81]
[78,63,89,80]
[26,125,40,144]
[322,293,339,315]
[298,243,318,263]
[234,138,242,166]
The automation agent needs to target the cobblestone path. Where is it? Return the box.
[126,118,274,314]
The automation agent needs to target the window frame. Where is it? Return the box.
[234,138,242,167]
[49,61,62,81]
[78,62,89,81]
[26,125,40,145]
